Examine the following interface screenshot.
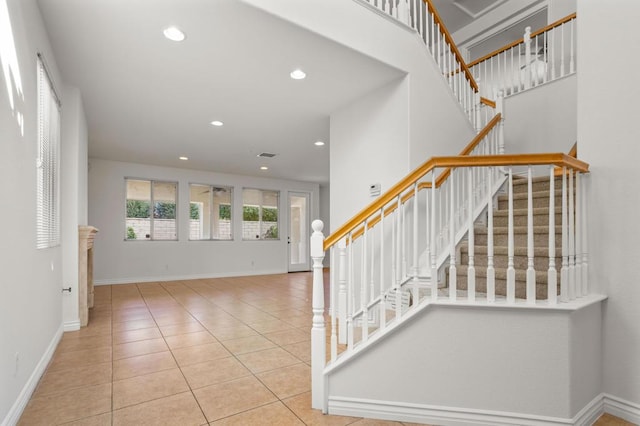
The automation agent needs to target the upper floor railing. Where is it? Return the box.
[360,0,481,127]
[468,13,577,100]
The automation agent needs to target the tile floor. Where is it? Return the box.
[18,273,634,425]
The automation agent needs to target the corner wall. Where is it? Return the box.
[88,159,320,284]
[578,0,640,422]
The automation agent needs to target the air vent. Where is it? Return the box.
[257,152,276,158]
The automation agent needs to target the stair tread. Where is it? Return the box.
[474,225,562,234]
[498,189,563,200]
[459,243,560,257]
[454,264,557,280]
[492,207,562,217]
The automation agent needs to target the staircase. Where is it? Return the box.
[453,174,565,300]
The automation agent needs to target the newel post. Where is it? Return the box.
[310,219,326,412]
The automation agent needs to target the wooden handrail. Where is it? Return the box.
[330,151,589,248]
[480,97,496,108]
[424,0,478,92]
[467,13,577,68]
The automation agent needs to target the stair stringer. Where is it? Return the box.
[324,299,605,425]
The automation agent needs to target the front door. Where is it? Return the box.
[288,192,310,272]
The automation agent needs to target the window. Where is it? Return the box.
[242,189,279,240]
[189,184,233,240]
[36,55,61,249]
[125,179,177,240]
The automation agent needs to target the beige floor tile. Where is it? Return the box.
[152,312,197,326]
[256,363,310,399]
[264,328,309,346]
[113,350,177,380]
[48,346,112,372]
[56,334,112,353]
[113,326,162,344]
[172,342,231,366]
[112,317,157,331]
[282,392,360,426]
[113,367,189,409]
[282,340,311,362]
[112,391,207,426]
[181,356,252,389]
[113,337,168,360]
[236,347,303,373]
[159,321,206,337]
[62,323,112,339]
[248,319,295,334]
[208,324,259,341]
[222,335,277,355]
[193,376,278,422]
[209,401,304,425]
[18,383,111,425]
[34,361,112,397]
[594,413,637,426]
[165,330,217,349]
[60,412,111,426]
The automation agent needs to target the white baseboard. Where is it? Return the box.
[63,319,81,332]
[604,394,640,425]
[1,323,63,426]
[94,268,288,285]
[328,395,607,426]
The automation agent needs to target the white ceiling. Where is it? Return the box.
[36,0,405,184]
[432,0,506,33]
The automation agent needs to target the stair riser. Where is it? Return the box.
[460,253,561,270]
[512,177,567,193]
[476,232,561,247]
[498,195,564,210]
[454,275,557,300]
[493,212,562,227]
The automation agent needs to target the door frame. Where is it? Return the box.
[287,191,311,272]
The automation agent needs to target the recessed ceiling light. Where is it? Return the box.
[179,156,188,161]
[210,120,224,127]
[290,69,306,80]
[260,166,269,170]
[314,141,325,146]
[163,26,186,42]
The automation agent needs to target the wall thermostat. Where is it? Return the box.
[369,183,381,197]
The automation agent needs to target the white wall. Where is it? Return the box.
[327,303,602,422]
[88,158,320,284]
[61,85,88,330]
[0,0,80,423]
[242,0,476,231]
[504,74,577,155]
[578,0,640,419]
[319,184,330,266]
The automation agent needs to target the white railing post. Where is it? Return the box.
[560,168,569,302]
[338,240,347,345]
[310,220,326,411]
[486,167,496,302]
[496,91,505,155]
[467,168,475,302]
[524,26,532,90]
[506,168,516,303]
[548,166,558,304]
[581,174,589,295]
[526,166,536,304]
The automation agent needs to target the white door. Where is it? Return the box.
[288,192,310,272]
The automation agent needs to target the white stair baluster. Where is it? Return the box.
[379,207,386,330]
[449,169,457,301]
[506,168,516,303]
[575,172,583,297]
[526,166,536,304]
[543,32,548,84]
[395,197,402,318]
[310,220,325,411]
[330,246,337,361]
[467,168,475,302]
[570,19,575,74]
[338,241,347,344]
[548,166,558,304]
[487,167,495,302]
[582,173,589,295]
[524,26,532,90]
[560,168,569,302]
[560,23,566,78]
[550,29,556,81]
[348,233,355,349]
[431,172,438,300]
[361,223,369,343]
[568,169,576,300]
[412,184,419,303]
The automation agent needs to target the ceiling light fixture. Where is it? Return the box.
[210,120,224,127]
[290,69,306,80]
[260,166,269,170]
[314,141,325,146]
[163,26,186,42]
[179,156,188,161]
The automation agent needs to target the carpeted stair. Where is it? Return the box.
[450,174,568,300]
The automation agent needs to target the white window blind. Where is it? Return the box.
[36,55,61,249]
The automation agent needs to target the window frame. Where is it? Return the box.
[188,183,234,241]
[241,188,280,241]
[125,178,179,241]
